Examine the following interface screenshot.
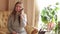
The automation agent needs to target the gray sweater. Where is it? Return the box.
[8,13,27,34]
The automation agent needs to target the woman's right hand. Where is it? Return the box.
[12,31,17,34]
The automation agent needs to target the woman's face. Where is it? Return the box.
[15,4,22,13]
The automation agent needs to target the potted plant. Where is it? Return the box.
[41,2,59,33]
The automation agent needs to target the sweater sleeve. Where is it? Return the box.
[20,14,27,27]
[7,15,14,33]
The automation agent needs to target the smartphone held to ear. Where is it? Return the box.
[19,8,24,14]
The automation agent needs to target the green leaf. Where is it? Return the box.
[56,2,59,5]
[41,16,48,24]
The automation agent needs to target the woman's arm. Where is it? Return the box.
[7,15,14,33]
[20,13,27,27]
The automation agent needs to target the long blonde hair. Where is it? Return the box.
[11,1,23,21]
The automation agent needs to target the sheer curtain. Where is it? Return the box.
[26,0,35,27]
[25,0,39,28]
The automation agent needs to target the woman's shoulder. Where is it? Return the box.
[23,13,27,17]
[8,14,14,19]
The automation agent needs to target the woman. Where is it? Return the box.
[8,2,27,34]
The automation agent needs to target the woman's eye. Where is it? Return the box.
[19,6,22,8]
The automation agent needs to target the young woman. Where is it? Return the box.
[8,2,27,34]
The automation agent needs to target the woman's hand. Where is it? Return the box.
[12,31,17,34]
[20,13,27,27]
[20,13,25,20]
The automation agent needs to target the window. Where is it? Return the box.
[36,0,60,33]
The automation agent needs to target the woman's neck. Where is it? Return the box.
[16,12,20,15]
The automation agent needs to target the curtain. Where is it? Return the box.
[25,0,39,28]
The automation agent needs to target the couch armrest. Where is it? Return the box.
[25,25,38,34]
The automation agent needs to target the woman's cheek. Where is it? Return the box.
[15,7,20,12]
[17,7,20,11]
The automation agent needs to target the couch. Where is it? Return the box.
[0,11,38,34]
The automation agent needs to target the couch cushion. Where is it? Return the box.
[0,11,11,34]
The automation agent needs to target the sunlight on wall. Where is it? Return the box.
[35,0,60,31]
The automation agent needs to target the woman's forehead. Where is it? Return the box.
[16,4,23,6]
[16,4,24,8]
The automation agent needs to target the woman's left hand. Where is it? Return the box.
[20,13,27,27]
[21,13,25,19]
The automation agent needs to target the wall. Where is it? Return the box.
[0,0,8,11]
[8,0,19,11]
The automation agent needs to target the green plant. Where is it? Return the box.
[41,2,59,24]
[41,2,60,33]
[55,21,60,34]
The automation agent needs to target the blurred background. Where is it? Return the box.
[0,0,60,34]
